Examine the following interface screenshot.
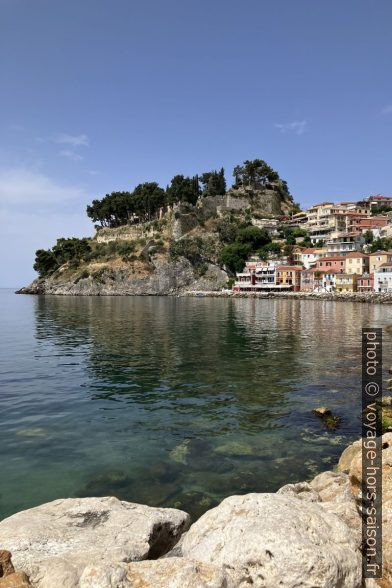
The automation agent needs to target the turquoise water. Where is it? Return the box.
[1,289,391,520]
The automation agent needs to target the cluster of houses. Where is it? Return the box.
[233,195,392,294]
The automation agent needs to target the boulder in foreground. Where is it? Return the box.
[0,497,190,588]
[181,492,362,588]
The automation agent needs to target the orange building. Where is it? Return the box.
[276,266,303,292]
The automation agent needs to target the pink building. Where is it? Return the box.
[316,256,345,272]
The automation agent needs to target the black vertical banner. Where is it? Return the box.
[362,328,382,579]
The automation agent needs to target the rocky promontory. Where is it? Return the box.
[1,434,391,587]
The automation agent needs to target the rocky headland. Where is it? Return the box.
[17,175,297,297]
[1,433,391,587]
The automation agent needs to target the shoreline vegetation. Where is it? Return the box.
[0,432,391,587]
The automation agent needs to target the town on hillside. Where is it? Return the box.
[233,195,392,294]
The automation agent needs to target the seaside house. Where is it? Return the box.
[315,269,338,292]
[357,273,374,292]
[335,273,358,293]
[344,252,369,275]
[369,251,392,272]
[374,264,392,292]
[300,268,317,292]
[276,266,303,292]
[233,263,278,292]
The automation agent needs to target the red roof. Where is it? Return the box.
[344,252,368,258]
[302,248,317,253]
[318,256,345,262]
[277,265,304,271]
[369,250,391,256]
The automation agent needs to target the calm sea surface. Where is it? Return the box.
[1,289,391,520]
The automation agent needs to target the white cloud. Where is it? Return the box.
[55,133,89,147]
[59,149,84,161]
[0,168,88,205]
[381,104,392,115]
[275,120,307,135]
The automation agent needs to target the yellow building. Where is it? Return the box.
[369,251,392,272]
[344,252,369,275]
[335,273,358,293]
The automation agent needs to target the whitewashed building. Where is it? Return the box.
[374,263,392,292]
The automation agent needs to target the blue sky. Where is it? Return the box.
[1,0,392,286]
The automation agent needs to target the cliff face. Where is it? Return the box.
[19,258,228,296]
[18,189,294,296]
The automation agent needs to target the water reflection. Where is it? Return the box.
[0,292,391,520]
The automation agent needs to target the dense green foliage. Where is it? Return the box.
[34,238,92,277]
[364,230,374,244]
[86,158,293,229]
[200,168,226,196]
[86,183,166,227]
[219,242,252,274]
[219,224,272,274]
[369,237,392,253]
[233,159,279,188]
[34,238,137,277]
[166,175,200,206]
[370,206,392,215]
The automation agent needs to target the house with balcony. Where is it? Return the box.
[324,232,364,256]
[276,266,303,292]
[233,263,281,292]
[317,269,338,292]
[344,252,369,275]
[300,268,318,292]
[374,264,392,292]
[335,273,358,293]
[357,274,374,292]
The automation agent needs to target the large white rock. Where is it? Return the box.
[0,497,190,588]
[80,558,233,588]
[181,493,362,588]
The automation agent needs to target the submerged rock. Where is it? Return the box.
[312,407,341,430]
[0,497,190,588]
[214,441,255,456]
[181,493,362,587]
[169,440,190,465]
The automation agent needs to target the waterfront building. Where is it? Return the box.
[374,264,392,292]
[357,273,374,292]
[276,266,303,292]
[233,263,278,292]
[335,273,358,293]
[316,270,338,292]
[300,268,317,292]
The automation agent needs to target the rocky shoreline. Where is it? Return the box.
[0,434,391,587]
[181,290,392,304]
[16,283,392,305]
